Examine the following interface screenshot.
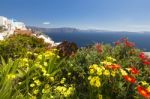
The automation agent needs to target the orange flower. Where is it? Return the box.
[130,67,140,75]
[137,85,150,98]
[123,75,136,83]
[106,64,121,70]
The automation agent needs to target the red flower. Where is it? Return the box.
[143,61,150,65]
[95,43,103,53]
[124,41,135,47]
[130,67,140,75]
[137,85,150,98]
[139,52,146,60]
[123,75,136,83]
[114,41,120,46]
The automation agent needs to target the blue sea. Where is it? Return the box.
[46,32,150,51]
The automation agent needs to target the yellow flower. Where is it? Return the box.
[44,51,55,59]
[105,56,116,63]
[103,70,110,76]
[57,55,60,59]
[111,71,116,77]
[55,86,75,97]
[95,80,101,87]
[37,55,43,60]
[141,81,149,86]
[29,95,36,99]
[89,76,101,88]
[18,82,22,85]
[89,68,95,74]
[55,86,67,93]
[44,62,48,67]
[43,73,50,77]
[7,74,16,80]
[33,53,38,57]
[98,94,103,99]
[52,48,58,52]
[60,78,66,84]
[120,69,128,76]
[92,64,99,69]
[97,67,103,75]
[22,58,28,63]
[101,61,112,65]
[147,86,150,92]
[27,51,32,55]
[30,83,35,87]
[67,72,71,76]
[33,89,39,95]
[32,77,37,80]
[50,95,54,98]
[64,86,74,97]
[41,67,47,75]
[34,79,41,86]
[49,77,54,82]
[42,88,50,94]
[88,76,92,80]
[42,84,50,94]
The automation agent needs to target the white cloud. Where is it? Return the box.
[43,22,50,25]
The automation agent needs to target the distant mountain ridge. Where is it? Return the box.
[27,26,150,34]
[27,26,79,33]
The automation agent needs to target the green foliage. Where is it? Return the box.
[61,39,150,99]
[0,57,25,99]
[0,34,49,62]
[0,37,150,99]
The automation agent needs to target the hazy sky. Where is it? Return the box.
[1,0,150,31]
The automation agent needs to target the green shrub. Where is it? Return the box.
[0,34,49,62]
[0,38,150,99]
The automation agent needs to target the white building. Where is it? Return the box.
[0,16,28,39]
[0,16,27,31]
[0,16,9,29]
[14,22,27,30]
[0,16,59,46]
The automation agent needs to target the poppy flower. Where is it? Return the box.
[139,52,146,59]
[137,85,150,98]
[112,64,121,69]
[124,41,135,47]
[143,61,150,65]
[114,41,120,46]
[95,43,103,53]
[123,75,136,83]
[130,67,140,75]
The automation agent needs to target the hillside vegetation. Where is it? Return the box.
[0,34,150,99]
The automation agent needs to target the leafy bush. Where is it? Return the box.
[61,38,150,98]
[0,38,150,99]
[57,41,78,57]
[0,34,50,62]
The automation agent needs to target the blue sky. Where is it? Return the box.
[1,0,150,31]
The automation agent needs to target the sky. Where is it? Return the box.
[1,0,150,31]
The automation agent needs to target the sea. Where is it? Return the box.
[46,32,150,51]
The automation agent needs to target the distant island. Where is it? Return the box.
[27,26,150,34]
